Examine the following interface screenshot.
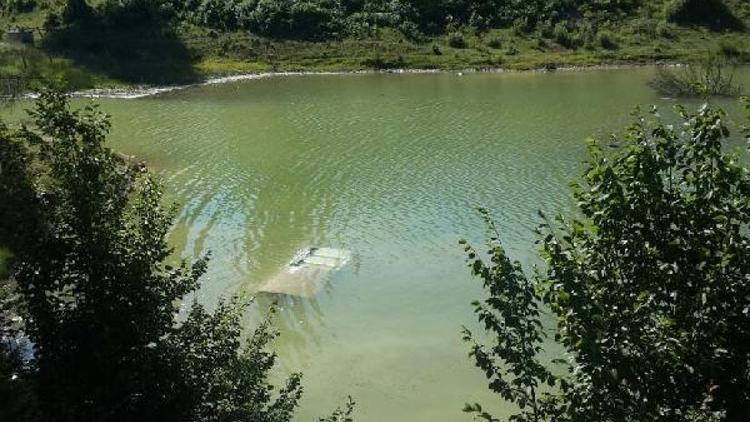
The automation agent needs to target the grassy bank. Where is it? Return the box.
[1,2,750,91]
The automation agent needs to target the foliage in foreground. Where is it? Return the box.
[462,102,750,421]
[0,91,351,422]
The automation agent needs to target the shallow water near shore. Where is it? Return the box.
[63,65,659,99]
[6,68,750,421]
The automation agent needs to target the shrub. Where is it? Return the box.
[656,20,676,38]
[578,21,597,48]
[363,55,404,69]
[538,20,554,39]
[718,39,744,59]
[512,17,532,36]
[597,30,618,49]
[398,20,424,42]
[448,32,467,49]
[553,22,574,48]
[241,0,290,37]
[650,55,742,97]
[43,10,61,29]
[237,0,344,40]
[630,17,658,38]
[196,0,240,29]
[486,37,502,49]
[288,0,343,40]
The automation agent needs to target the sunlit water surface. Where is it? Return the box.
[6,68,750,421]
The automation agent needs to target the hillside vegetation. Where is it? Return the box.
[0,0,749,90]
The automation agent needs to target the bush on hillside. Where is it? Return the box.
[448,32,467,48]
[486,36,502,49]
[597,30,618,49]
[553,22,575,48]
[237,0,343,40]
[656,20,676,38]
[288,0,344,39]
[718,39,746,59]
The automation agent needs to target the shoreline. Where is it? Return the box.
[65,62,680,100]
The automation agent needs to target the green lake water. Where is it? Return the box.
[6,68,750,421]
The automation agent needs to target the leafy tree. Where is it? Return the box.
[0,91,351,422]
[242,0,291,37]
[461,102,750,421]
[460,210,559,422]
[288,0,344,40]
[195,0,242,29]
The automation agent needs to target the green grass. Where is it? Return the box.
[186,25,749,73]
[1,3,749,91]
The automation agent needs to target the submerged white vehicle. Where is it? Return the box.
[258,247,351,297]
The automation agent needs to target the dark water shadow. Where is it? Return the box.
[41,20,200,86]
